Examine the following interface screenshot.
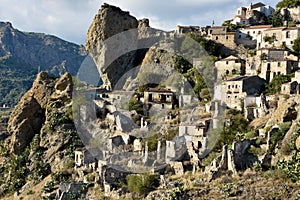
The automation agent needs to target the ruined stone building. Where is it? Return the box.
[75,149,97,170]
[257,48,298,62]
[244,94,268,121]
[215,55,246,79]
[281,70,300,95]
[246,48,299,82]
[207,26,237,50]
[175,25,201,35]
[260,59,298,83]
[143,88,176,109]
[223,75,266,110]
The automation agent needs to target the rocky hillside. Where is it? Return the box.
[0,22,87,106]
[1,3,300,199]
[0,72,83,197]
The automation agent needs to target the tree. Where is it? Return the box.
[215,109,249,150]
[128,98,143,114]
[173,55,193,74]
[293,37,300,54]
[200,88,210,102]
[277,0,300,9]
[266,74,293,95]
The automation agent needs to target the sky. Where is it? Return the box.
[0,0,278,45]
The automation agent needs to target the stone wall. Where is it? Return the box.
[210,33,237,50]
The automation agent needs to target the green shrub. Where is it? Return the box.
[63,159,75,169]
[145,134,159,152]
[244,131,258,139]
[268,122,291,152]
[277,152,300,182]
[126,173,159,197]
[277,0,300,9]
[263,36,274,44]
[248,145,261,156]
[128,97,143,114]
[43,180,55,192]
[216,109,249,149]
[266,74,293,95]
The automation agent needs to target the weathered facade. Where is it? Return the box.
[244,94,268,121]
[257,27,300,50]
[144,88,176,109]
[75,149,97,168]
[224,76,266,110]
[215,55,246,79]
[236,25,272,47]
[207,27,237,50]
[260,60,298,83]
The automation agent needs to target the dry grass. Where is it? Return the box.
[2,175,51,200]
[166,169,300,200]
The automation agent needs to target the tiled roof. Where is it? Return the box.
[145,88,174,93]
[265,26,300,31]
[227,76,247,81]
[222,55,240,61]
[251,2,265,9]
[245,25,272,29]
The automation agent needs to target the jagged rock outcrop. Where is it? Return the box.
[8,96,44,155]
[266,96,300,127]
[7,72,79,161]
[8,72,54,154]
[85,4,140,89]
[86,4,138,52]
[2,71,83,197]
[85,4,170,90]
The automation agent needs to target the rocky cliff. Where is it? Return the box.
[85,4,170,90]
[7,71,73,155]
[0,21,87,106]
[1,71,83,196]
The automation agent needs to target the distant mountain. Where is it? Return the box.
[0,22,87,106]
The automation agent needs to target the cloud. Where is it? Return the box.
[0,0,99,44]
[0,0,278,44]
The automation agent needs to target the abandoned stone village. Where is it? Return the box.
[52,1,300,199]
[3,1,300,199]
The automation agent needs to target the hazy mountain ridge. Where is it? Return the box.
[0,21,87,106]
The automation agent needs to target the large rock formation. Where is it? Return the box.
[7,72,53,154]
[2,71,83,197]
[86,4,138,52]
[85,4,169,89]
[265,96,299,127]
[7,71,80,161]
